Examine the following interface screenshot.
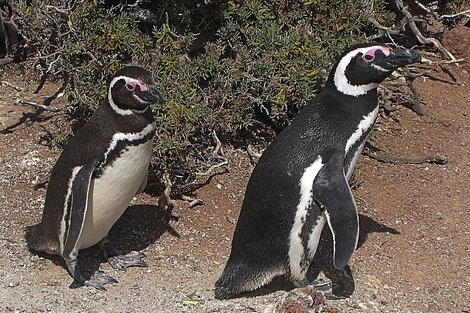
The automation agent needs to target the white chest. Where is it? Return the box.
[77,140,153,249]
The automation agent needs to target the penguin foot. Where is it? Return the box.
[84,270,118,291]
[107,251,148,271]
[100,239,148,271]
[309,278,335,299]
[66,258,118,291]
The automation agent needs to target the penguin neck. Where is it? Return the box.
[321,82,379,114]
[103,100,155,131]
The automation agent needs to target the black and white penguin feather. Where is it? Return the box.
[215,43,421,299]
[26,66,164,289]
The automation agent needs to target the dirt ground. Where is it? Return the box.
[1,34,469,312]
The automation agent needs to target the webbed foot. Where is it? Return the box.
[100,239,147,271]
[310,278,335,299]
[107,250,148,271]
[84,270,118,290]
[66,258,117,291]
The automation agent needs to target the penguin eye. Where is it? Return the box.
[126,84,135,91]
[364,54,375,62]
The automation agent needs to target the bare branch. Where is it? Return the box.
[403,67,425,116]
[196,160,228,177]
[439,9,470,20]
[367,17,400,35]
[394,0,456,61]
[212,129,223,156]
[13,98,61,112]
[0,57,14,66]
[363,149,447,165]
[247,144,262,159]
[413,0,438,18]
[157,171,173,211]
[1,81,23,91]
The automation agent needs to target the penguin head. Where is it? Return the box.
[108,66,164,115]
[330,43,421,97]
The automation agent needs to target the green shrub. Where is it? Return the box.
[8,0,408,173]
[147,0,371,168]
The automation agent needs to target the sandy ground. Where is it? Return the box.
[0,33,469,312]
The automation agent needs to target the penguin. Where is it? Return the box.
[215,43,421,299]
[25,66,164,290]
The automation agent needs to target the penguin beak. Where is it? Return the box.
[136,86,165,104]
[377,48,422,70]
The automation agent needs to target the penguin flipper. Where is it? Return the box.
[62,159,99,260]
[313,155,358,269]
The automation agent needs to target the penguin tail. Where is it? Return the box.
[215,259,281,299]
[24,223,59,255]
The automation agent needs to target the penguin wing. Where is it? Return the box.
[312,154,358,269]
[62,159,99,259]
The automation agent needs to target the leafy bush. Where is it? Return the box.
[9,0,458,174]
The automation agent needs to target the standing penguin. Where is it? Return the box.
[26,66,164,290]
[215,44,421,299]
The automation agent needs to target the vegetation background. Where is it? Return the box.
[1,0,467,189]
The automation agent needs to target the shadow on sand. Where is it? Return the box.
[27,203,178,289]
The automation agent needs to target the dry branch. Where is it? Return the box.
[439,9,470,20]
[212,129,223,156]
[157,171,173,211]
[13,98,61,112]
[394,0,456,61]
[1,81,23,91]
[363,149,447,165]
[403,67,425,116]
[196,160,228,177]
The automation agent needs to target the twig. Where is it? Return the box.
[438,64,459,83]
[45,5,70,15]
[0,14,11,57]
[437,59,465,65]
[420,58,465,65]
[367,17,400,35]
[403,67,425,116]
[247,144,262,159]
[13,98,61,112]
[181,195,205,208]
[82,50,102,66]
[363,149,447,165]
[394,0,456,61]
[177,163,229,193]
[1,81,23,91]
[187,198,205,209]
[410,71,460,85]
[413,0,438,18]
[212,129,223,156]
[165,12,180,38]
[196,160,228,177]
[0,57,14,66]
[157,172,173,211]
[439,9,470,20]
[46,54,61,74]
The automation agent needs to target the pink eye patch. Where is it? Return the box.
[126,79,147,91]
[363,46,390,62]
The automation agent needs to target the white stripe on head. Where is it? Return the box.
[288,156,324,281]
[333,46,390,97]
[108,75,149,115]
